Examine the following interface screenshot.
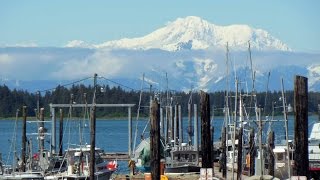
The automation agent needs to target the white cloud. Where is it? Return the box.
[13,42,38,47]
[64,40,94,48]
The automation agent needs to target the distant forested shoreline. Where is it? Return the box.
[0,84,319,118]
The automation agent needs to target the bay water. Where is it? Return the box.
[0,115,318,174]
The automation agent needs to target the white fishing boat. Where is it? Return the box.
[308,122,320,177]
[45,145,115,180]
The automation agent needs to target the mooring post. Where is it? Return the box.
[178,105,183,145]
[293,75,309,177]
[21,106,27,172]
[39,108,45,152]
[249,128,255,176]
[237,127,243,180]
[267,131,275,176]
[221,127,227,178]
[90,105,96,180]
[59,109,64,156]
[150,99,160,180]
[200,91,212,169]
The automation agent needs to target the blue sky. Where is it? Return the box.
[1,0,319,52]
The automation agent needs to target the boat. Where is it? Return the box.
[44,74,117,179]
[308,121,320,178]
[164,142,200,173]
[133,137,150,171]
[44,145,115,180]
[0,109,46,180]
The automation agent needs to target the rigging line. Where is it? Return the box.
[99,76,137,91]
[248,41,256,119]
[133,74,145,155]
[35,76,92,94]
[6,109,19,166]
[263,71,271,117]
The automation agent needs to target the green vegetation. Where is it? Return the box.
[0,84,319,118]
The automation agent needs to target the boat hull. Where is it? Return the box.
[165,165,200,173]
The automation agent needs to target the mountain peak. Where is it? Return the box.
[69,16,291,51]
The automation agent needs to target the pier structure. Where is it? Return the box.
[49,103,135,157]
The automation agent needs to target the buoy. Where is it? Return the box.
[161,175,168,180]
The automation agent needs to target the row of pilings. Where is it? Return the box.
[149,75,309,179]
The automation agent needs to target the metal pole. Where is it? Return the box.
[281,78,291,178]
[128,107,132,157]
[21,106,27,172]
[178,105,183,145]
[258,108,263,178]
[51,105,56,154]
[174,105,178,146]
[194,104,198,153]
[160,107,164,136]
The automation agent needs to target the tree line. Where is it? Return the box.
[0,84,319,118]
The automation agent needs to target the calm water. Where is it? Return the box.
[0,115,318,174]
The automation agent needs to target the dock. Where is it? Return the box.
[112,164,252,180]
[101,152,130,161]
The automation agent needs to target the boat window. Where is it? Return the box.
[277,153,284,161]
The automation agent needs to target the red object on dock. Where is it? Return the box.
[107,160,118,171]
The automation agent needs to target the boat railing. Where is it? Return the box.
[172,146,195,151]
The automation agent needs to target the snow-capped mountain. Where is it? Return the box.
[1,16,319,92]
[66,16,290,51]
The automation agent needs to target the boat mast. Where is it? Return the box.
[224,42,230,180]
[281,78,291,179]
[133,74,145,156]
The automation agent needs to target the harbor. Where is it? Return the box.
[0,72,319,180]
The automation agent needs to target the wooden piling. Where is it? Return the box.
[249,128,255,176]
[150,100,160,180]
[221,127,227,178]
[59,108,64,156]
[200,91,212,168]
[293,75,309,177]
[90,105,96,180]
[237,127,243,180]
[21,106,27,172]
[267,131,275,176]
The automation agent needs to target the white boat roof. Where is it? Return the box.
[309,123,320,140]
[273,148,285,153]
